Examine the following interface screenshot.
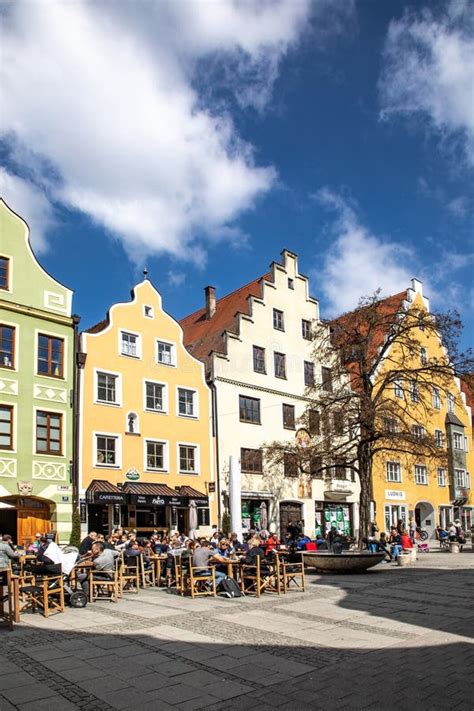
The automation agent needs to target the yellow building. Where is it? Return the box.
[78,278,217,537]
[372,280,473,537]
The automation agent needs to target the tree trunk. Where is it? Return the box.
[358,441,373,547]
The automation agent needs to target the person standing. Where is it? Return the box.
[409,518,417,544]
[0,535,21,569]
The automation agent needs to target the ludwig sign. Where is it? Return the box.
[385,489,406,501]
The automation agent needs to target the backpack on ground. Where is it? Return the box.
[220,576,243,598]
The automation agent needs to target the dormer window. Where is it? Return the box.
[144,305,154,318]
[0,257,9,290]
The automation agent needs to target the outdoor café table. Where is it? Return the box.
[150,555,168,586]
[210,558,242,580]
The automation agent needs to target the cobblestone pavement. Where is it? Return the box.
[1,550,473,711]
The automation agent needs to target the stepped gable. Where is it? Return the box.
[180,272,271,366]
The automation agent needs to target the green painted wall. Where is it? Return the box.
[0,200,75,543]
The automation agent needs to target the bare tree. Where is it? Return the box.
[265,291,474,545]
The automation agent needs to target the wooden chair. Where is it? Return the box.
[19,574,65,617]
[188,566,216,598]
[90,563,120,603]
[240,557,281,597]
[280,558,305,593]
[0,568,14,630]
[140,556,155,588]
[120,555,140,594]
[166,556,185,595]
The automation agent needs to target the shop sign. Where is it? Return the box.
[208,482,216,493]
[57,485,71,491]
[93,491,127,504]
[126,468,140,481]
[190,497,209,507]
[385,489,406,500]
[129,494,186,506]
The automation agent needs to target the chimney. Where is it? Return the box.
[205,286,216,319]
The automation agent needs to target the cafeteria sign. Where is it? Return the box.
[126,468,140,481]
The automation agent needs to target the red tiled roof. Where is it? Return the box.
[180,273,272,366]
[122,482,179,497]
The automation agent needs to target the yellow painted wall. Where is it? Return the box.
[79,280,217,528]
[372,291,473,532]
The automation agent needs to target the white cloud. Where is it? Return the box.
[379,0,474,164]
[0,0,351,262]
[0,169,54,253]
[167,271,186,288]
[314,188,415,314]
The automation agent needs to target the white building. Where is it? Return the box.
[181,250,360,539]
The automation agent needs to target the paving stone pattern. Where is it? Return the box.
[1,550,473,710]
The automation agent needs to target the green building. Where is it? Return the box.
[0,200,77,545]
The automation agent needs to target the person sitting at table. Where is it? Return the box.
[26,536,62,576]
[79,531,97,556]
[242,537,265,565]
[0,534,21,569]
[265,532,279,556]
[27,533,43,553]
[229,532,248,552]
[216,538,231,558]
[103,534,116,551]
[78,541,119,598]
[192,540,227,584]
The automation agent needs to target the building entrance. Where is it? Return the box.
[0,497,52,547]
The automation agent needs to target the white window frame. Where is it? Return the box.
[432,387,441,409]
[144,438,169,473]
[93,432,122,468]
[384,504,408,532]
[434,429,445,448]
[176,386,199,419]
[143,379,168,414]
[412,424,425,440]
[156,339,176,367]
[272,308,285,331]
[420,347,428,365]
[447,393,455,413]
[94,368,122,407]
[454,469,468,488]
[177,442,200,475]
[409,380,419,403]
[439,506,453,528]
[453,432,464,450]
[144,305,154,319]
[414,464,428,485]
[119,329,142,359]
[386,461,402,483]
[0,401,17,453]
[0,318,19,372]
[394,379,403,398]
[437,468,446,487]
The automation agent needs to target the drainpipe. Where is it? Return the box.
[208,373,222,526]
[71,315,81,512]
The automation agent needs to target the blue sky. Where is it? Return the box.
[1,0,473,348]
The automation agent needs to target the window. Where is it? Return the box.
[321,366,332,392]
[273,308,284,331]
[386,462,401,483]
[240,448,263,474]
[415,465,428,485]
[146,441,165,471]
[96,435,117,466]
[288,278,294,289]
[454,469,468,488]
[121,331,139,357]
[309,409,320,436]
[197,508,210,526]
[310,455,323,478]
[439,505,452,529]
[301,319,311,340]
[432,387,441,409]
[410,381,419,403]
[178,388,196,417]
[447,392,455,413]
[36,411,62,455]
[384,504,408,532]
[304,361,314,386]
[0,405,13,449]
[453,432,464,450]
[0,257,9,290]
[394,379,403,398]
[179,445,197,473]
[37,334,64,378]
[0,325,15,369]
[145,382,164,412]
[384,417,398,434]
[157,340,175,366]
[420,347,428,365]
[334,458,346,479]
[239,396,261,424]
[333,410,344,436]
[253,346,265,374]
[434,429,445,448]
[274,352,286,379]
[97,372,118,404]
[412,425,425,440]
[282,404,295,430]
[437,468,446,487]
[284,452,298,477]
[144,305,153,318]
